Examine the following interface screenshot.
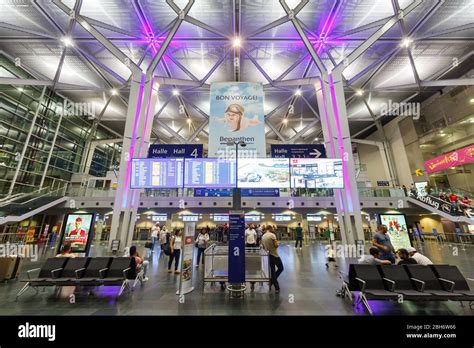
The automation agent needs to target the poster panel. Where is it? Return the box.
[208,82,265,159]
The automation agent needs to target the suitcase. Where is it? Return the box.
[0,257,24,281]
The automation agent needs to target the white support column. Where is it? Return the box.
[315,80,348,245]
[109,73,145,247]
[120,78,160,248]
[325,71,364,242]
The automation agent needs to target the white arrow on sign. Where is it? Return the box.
[309,148,322,158]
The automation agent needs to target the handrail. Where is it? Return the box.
[0,186,67,208]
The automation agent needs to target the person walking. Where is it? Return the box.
[371,225,396,264]
[168,229,182,274]
[261,225,284,293]
[294,223,303,250]
[195,228,209,267]
[256,224,263,246]
[150,223,160,253]
[159,225,169,256]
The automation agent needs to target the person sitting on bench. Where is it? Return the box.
[396,248,417,265]
[406,246,432,265]
[358,247,391,265]
[56,243,75,258]
[129,246,149,282]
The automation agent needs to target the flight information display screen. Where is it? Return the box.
[131,158,184,188]
[237,158,290,188]
[290,158,344,188]
[184,158,236,188]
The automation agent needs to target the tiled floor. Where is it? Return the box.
[1,239,473,316]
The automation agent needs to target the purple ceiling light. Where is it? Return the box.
[312,1,341,54]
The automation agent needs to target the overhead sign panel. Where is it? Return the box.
[237,158,290,188]
[130,158,184,188]
[184,158,236,188]
[208,82,266,159]
[148,144,203,158]
[290,158,343,188]
[271,144,326,158]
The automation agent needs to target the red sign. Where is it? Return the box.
[424,144,474,174]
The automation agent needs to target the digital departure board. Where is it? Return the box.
[290,158,343,188]
[184,158,236,188]
[130,158,184,188]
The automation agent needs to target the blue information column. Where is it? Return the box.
[228,211,246,283]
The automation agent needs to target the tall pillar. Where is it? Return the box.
[315,71,364,244]
[109,72,145,248]
[120,78,160,248]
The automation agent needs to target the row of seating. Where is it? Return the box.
[340,264,474,315]
[16,257,144,300]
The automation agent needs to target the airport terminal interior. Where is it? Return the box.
[0,0,474,318]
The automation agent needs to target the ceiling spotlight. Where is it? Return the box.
[111,89,118,95]
[17,87,24,92]
[232,37,241,47]
[314,137,319,141]
[470,98,474,104]
[400,37,412,48]
[172,89,180,96]
[196,137,200,141]
[61,36,74,47]
[186,118,192,124]
[294,89,302,96]
[355,89,364,96]
[283,118,288,125]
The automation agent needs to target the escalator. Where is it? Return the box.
[407,193,474,224]
[0,190,68,224]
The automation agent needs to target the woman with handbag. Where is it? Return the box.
[195,228,209,268]
[168,229,182,274]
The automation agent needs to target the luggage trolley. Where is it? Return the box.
[203,244,270,294]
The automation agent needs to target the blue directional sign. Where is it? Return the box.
[228,212,246,283]
[271,144,326,158]
[148,144,203,158]
[241,188,280,197]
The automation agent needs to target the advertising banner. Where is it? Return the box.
[271,144,326,158]
[148,144,203,158]
[378,214,411,250]
[228,211,246,283]
[177,222,195,295]
[208,82,265,159]
[58,213,94,254]
[424,144,474,174]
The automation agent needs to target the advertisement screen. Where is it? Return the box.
[184,158,236,188]
[237,158,290,188]
[290,158,343,188]
[378,214,411,251]
[131,158,184,188]
[58,213,94,254]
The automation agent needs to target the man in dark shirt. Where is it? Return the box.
[294,223,303,250]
